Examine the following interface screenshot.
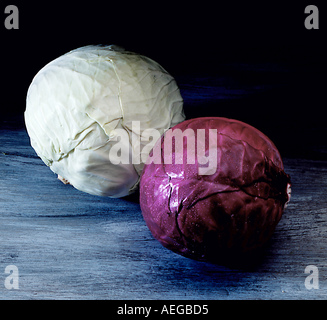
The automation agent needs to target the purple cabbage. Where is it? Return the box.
[140,117,291,263]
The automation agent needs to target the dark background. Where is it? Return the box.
[1,1,326,159]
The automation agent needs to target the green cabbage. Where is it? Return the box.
[25,45,185,197]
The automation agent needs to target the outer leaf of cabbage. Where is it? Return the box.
[25,45,185,198]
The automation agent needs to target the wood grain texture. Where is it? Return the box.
[0,126,326,300]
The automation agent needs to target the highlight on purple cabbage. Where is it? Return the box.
[140,117,291,263]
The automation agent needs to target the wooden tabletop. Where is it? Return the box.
[0,126,326,300]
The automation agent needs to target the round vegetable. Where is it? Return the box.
[140,117,291,263]
[25,45,185,198]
